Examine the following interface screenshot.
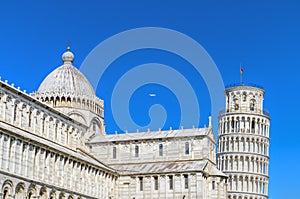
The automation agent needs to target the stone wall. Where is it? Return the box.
[90,132,216,165]
[117,173,227,199]
[0,81,118,199]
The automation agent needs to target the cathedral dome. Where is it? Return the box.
[32,47,104,121]
[37,47,96,98]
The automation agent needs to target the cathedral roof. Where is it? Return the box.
[37,47,96,98]
[111,160,227,177]
[112,160,208,175]
[89,127,213,143]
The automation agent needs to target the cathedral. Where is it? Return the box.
[0,47,270,199]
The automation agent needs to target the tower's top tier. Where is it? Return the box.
[224,85,265,115]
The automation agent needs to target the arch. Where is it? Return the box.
[15,182,25,199]
[13,100,20,122]
[67,97,72,106]
[55,96,60,107]
[39,186,48,199]
[233,98,239,110]
[250,99,256,111]
[50,96,54,106]
[242,92,247,101]
[49,190,57,199]
[67,111,87,125]
[240,155,245,171]
[61,96,66,106]
[4,94,12,103]
[86,100,90,109]
[72,97,77,107]
[45,96,49,102]
[27,184,37,199]
[2,179,13,199]
[241,137,245,151]
[89,117,102,134]
[68,195,74,199]
[77,98,81,107]
[82,99,86,109]
[59,192,65,199]
[230,137,234,151]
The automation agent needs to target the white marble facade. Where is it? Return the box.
[217,86,270,199]
[89,128,227,199]
[0,48,270,199]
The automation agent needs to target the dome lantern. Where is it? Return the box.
[62,46,74,64]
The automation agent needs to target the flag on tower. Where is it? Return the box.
[240,64,243,85]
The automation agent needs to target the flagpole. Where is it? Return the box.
[240,64,243,85]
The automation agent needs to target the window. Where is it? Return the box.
[234,103,239,110]
[139,177,143,191]
[159,144,163,156]
[112,147,116,159]
[233,98,239,110]
[28,109,32,127]
[185,142,189,155]
[212,181,215,190]
[184,175,189,189]
[242,92,247,101]
[169,175,173,190]
[13,103,17,121]
[250,99,255,111]
[154,176,158,190]
[42,118,45,134]
[135,145,139,157]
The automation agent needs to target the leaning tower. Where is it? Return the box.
[217,85,270,199]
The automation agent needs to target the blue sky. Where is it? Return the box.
[0,1,299,198]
